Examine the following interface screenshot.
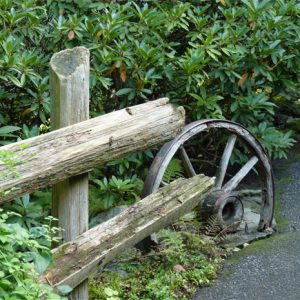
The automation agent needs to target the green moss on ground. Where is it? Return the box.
[227,231,300,267]
[89,228,227,300]
[273,164,293,230]
[274,191,289,230]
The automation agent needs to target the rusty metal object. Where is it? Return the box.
[142,119,275,232]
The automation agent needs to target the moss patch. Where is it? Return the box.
[274,191,289,230]
[89,229,227,300]
[228,231,300,265]
[273,170,292,230]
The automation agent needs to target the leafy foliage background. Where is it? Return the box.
[0,1,299,297]
[0,0,299,155]
[0,150,65,299]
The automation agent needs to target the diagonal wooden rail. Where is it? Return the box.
[40,175,215,291]
[0,98,185,204]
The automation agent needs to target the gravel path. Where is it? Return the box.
[192,142,300,300]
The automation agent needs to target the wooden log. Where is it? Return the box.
[0,98,185,204]
[41,175,215,291]
[50,47,89,299]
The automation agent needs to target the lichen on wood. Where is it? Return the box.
[40,175,215,290]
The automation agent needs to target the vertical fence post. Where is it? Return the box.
[50,47,90,299]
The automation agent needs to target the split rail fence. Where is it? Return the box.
[0,47,215,299]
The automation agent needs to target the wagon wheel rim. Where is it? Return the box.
[143,119,274,231]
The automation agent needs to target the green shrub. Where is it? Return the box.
[0,0,299,156]
[0,150,64,299]
[0,210,65,299]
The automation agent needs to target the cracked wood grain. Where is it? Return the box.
[0,98,185,204]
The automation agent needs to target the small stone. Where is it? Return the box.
[173,264,186,273]
[264,227,274,233]
[89,205,128,228]
[233,247,241,252]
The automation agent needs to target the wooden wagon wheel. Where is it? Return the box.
[142,119,275,232]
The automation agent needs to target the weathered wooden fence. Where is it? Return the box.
[0,47,214,299]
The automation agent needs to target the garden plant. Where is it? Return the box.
[0,0,299,298]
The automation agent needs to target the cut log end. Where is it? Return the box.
[50,47,90,78]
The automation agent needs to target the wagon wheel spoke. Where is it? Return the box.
[215,134,237,188]
[223,156,259,192]
[178,146,196,177]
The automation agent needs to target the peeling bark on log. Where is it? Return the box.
[41,175,215,290]
[0,98,185,203]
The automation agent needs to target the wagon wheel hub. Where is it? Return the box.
[200,189,244,232]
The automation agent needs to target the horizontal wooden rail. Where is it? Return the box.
[0,98,185,203]
[40,175,215,290]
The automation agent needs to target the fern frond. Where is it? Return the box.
[203,215,222,237]
[205,218,241,244]
[163,158,184,183]
[213,225,230,243]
